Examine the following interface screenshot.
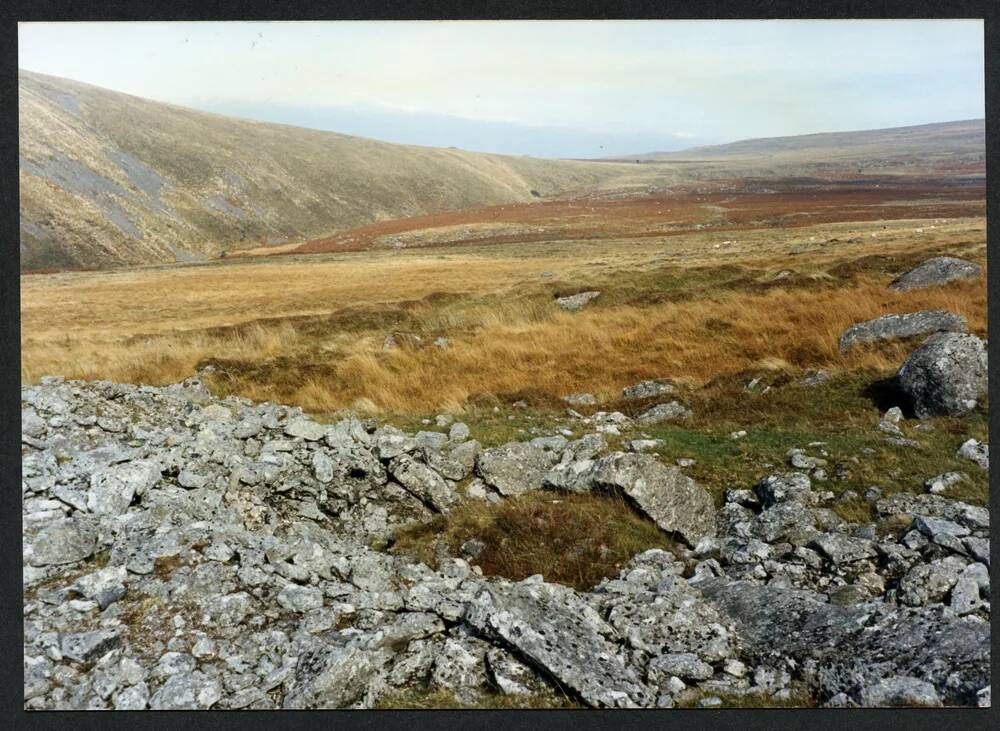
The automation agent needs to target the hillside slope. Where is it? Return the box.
[19,70,985,272]
[18,71,652,271]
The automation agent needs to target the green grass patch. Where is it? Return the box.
[625,370,987,508]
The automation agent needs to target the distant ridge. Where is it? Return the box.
[609,119,985,162]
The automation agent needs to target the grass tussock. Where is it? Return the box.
[391,491,675,591]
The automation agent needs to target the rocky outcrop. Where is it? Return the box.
[838,310,966,352]
[20,378,991,710]
[896,332,988,417]
[889,257,982,292]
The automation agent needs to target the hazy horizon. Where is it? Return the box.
[19,20,985,158]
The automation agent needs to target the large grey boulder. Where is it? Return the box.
[475,443,557,497]
[838,310,966,352]
[896,332,987,417]
[590,453,716,545]
[889,256,981,292]
[465,577,653,708]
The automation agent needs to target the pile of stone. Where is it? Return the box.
[22,377,990,710]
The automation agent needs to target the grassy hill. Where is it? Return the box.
[19,70,658,271]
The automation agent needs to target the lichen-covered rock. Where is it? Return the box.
[542,459,597,493]
[88,460,161,515]
[388,454,457,512]
[622,379,675,400]
[283,635,392,709]
[957,438,989,470]
[590,453,715,545]
[838,310,966,352]
[896,332,987,417]
[475,442,557,497]
[754,472,814,508]
[283,418,327,441]
[889,256,982,292]
[808,533,877,565]
[60,629,123,664]
[563,392,597,406]
[875,492,989,531]
[28,518,97,567]
[635,401,691,425]
[465,577,653,708]
[148,671,222,710]
[858,676,942,707]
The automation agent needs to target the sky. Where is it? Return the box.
[18,20,985,158]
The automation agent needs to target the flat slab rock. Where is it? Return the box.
[475,442,557,497]
[464,577,653,708]
[591,453,716,546]
[838,310,966,352]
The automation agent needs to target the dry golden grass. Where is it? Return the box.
[20,216,986,414]
[298,277,986,413]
